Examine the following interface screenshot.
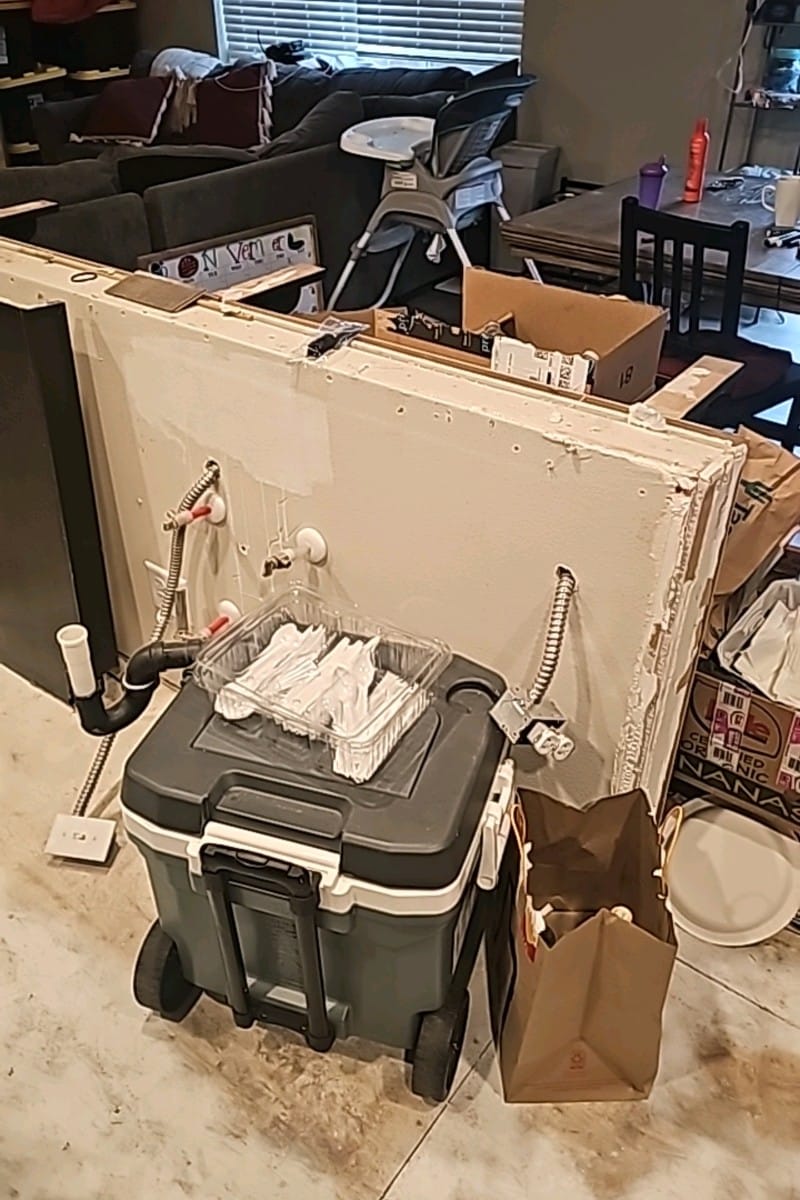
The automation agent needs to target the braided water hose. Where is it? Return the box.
[526,566,576,708]
[72,460,220,817]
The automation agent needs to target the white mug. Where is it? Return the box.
[761,175,800,228]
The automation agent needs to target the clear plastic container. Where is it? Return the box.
[194,584,451,782]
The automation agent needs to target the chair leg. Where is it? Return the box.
[328,229,372,311]
[445,226,473,272]
[494,201,542,282]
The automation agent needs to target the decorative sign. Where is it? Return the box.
[138,217,323,313]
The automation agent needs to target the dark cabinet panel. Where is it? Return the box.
[0,298,117,701]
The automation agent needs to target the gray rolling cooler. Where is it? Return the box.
[121,656,514,1101]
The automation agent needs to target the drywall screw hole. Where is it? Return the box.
[638,488,647,497]
[512,444,521,454]
[326,374,333,383]
[238,544,249,556]
[545,458,555,470]
[396,406,405,415]
[488,419,496,429]
[433,412,441,420]
[445,411,453,423]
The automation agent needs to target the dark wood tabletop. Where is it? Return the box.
[503,172,800,312]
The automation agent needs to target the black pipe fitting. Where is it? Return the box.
[73,639,202,736]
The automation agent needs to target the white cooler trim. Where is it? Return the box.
[121,758,515,919]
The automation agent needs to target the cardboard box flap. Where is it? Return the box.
[217,262,325,304]
[463,268,665,357]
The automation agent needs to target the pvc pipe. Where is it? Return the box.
[56,624,96,698]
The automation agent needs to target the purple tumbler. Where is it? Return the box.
[638,156,669,209]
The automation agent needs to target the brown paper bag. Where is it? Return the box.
[488,789,677,1104]
[706,429,800,647]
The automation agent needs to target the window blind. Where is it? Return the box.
[219,0,524,68]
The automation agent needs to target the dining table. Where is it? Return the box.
[502,170,800,314]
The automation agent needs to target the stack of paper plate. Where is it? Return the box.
[668,799,800,946]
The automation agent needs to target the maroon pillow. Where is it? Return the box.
[179,64,274,151]
[73,77,174,146]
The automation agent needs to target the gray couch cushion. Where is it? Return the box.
[261,92,363,159]
[112,145,253,193]
[362,91,451,120]
[0,159,119,207]
[31,193,151,271]
[143,149,299,250]
[326,65,469,96]
[141,141,382,297]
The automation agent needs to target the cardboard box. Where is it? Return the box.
[462,268,666,404]
[673,661,800,836]
[299,269,666,404]
[301,309,508,375]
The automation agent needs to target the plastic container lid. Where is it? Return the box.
[194,584,451,783]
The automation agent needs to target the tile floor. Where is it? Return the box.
[1,664,798,1200]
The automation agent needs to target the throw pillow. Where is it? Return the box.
[466,60,521,89]
[72,77,174,146]
[261,91,363,159]
[178,63,275,150]
[271,65,333,136]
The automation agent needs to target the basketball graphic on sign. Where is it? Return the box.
[178,255,199,280]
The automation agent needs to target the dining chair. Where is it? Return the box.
[619,196,800,450]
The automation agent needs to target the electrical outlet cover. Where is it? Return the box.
[45,813,116,864]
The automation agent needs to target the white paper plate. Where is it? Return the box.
[668,799,800,946]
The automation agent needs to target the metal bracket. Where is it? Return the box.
[490,691,565,744]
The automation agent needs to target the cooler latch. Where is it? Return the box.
[478,758,516,891]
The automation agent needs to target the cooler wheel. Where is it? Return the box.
[411,990,470,1103]
[133,921,201,1023]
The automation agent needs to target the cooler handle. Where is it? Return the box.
[477,758,516,891]
[186,818,341,888]
[201,843,334,1049]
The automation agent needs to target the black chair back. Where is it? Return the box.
[430,77,536,178]
[619,196,749,339]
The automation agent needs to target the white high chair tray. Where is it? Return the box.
[340,116,435,165]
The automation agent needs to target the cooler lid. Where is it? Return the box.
[123,657,507,890]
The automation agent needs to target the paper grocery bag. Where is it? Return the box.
[488,789,677,1104]
[706,429,800,646]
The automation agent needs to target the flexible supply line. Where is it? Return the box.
[72,460,221,817]
[526,566,576,707]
